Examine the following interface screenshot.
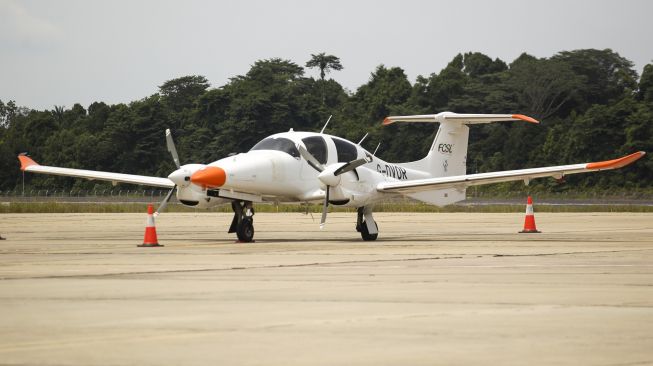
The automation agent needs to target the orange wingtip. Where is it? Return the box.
[586,151,646,170]
[18,155,39,171]
[382,117,394,125]
[512,114,539,124]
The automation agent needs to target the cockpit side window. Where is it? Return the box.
[332,138,358,162]
[301,136,328,164]
[250,137,300,158]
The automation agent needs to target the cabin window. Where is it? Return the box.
[250,137,300,158]
[301,136,328,164]
[332,138,358,162]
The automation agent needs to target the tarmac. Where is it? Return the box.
[0,212,652,365]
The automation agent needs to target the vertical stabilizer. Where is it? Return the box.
[382,112,539,205]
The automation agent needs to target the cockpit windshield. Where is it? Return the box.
[249,137,300,158]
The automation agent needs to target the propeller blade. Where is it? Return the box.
[333,157,370,176]
[297,144,324,172]
[166,129,181,169]
[320,186,329,229]
[154,186,176,216]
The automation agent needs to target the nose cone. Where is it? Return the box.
[168,168,190,187]
[318,169,341,187]
[190,166,227,188]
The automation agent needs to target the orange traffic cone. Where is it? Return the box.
[519,196,541,233]
[138,204,163,247]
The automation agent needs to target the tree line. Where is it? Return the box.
[1,49,651,194]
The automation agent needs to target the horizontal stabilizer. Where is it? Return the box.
[383,112,538,125]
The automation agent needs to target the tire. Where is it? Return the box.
[360,221,378,241]
[236,218,254,242]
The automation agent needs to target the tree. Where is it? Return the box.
[411,54,467,111]
[305,53,343,81]
[462,52,507,77]
[0,99,18,128]
[638,63,653,102]
[159,75,210,112]
[552,49,638,109]
[507,56,582,120]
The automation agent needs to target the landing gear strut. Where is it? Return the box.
[356,206,378,241]
[229,200,255,242]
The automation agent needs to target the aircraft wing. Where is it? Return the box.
[18,155,175,188]
[377,152,646,194]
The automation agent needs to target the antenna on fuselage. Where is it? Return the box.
[373,142,381,155]
[319,115,332,134]
[357,133,369,145]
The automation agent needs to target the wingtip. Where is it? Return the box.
[382,117,393,126]
[586,151,646,170]
[512,114,539,124]
[18,154,38,171]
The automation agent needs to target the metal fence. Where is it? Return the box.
[0,189,174,203]
[1,187,650,204]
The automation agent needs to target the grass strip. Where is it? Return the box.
[1,202,652,214]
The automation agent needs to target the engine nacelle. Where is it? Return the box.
[330,167,384,207]
[176,185,229,209]
[168,163,230,209]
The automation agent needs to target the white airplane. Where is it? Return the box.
[18,112,645,242]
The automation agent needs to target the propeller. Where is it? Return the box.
[297,145,324,172]
[333,158,369,176]
[297,144,371,228]
[155,129,180,216]
[320,183,329,229]
[166,129,181,169]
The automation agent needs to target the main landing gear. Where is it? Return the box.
[229,200,255,242]
[356,206,378,241]
[228,201,377,242]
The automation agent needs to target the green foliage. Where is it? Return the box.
[639,63,653,102]
[507,55,582,119]
[159,75,209,112]
[305,53,343,81]
[552,49,638,109]
[0,49,651,194]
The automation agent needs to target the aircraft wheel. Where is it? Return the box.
[237,218,254,242]
[360,221,378,241]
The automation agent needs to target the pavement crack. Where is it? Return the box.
[0,255,464,280]
[493,248,652,258]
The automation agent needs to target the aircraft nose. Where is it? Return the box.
[190,166,227,188]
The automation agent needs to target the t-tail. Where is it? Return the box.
[382,112,539,205]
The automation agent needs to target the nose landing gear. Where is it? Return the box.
[229,200,255,242]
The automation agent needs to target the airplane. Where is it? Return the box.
[18,112,645,242]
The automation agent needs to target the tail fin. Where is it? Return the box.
[383,112,539,205]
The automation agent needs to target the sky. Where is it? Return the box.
[1,0,653,110]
